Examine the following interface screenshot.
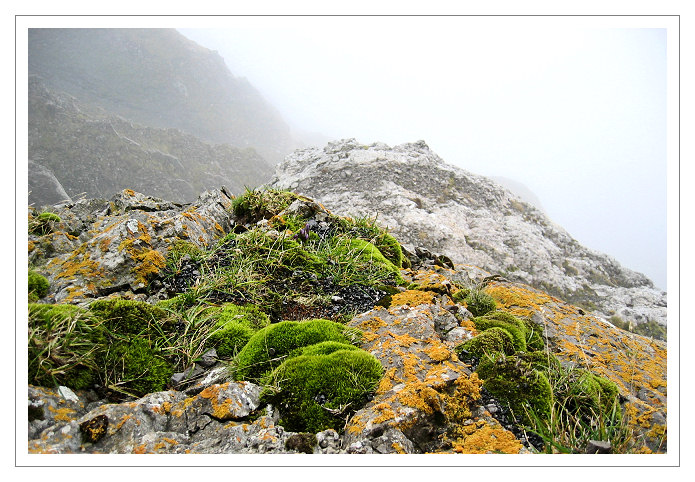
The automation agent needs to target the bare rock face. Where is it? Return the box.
[269,139,667,329]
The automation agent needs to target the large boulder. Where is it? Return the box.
[28,188,235,303]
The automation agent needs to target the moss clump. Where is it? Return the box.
[28,303,105,390]
[28,270,50,301]
[232,188,301,222]
[29,211,61,236]
[472,312,528,352]
[477,353,553,424]
[260,348,383,433]
[294,340,360,357]
[331,238,404,284]
[456,327,516,359]
[101,337,173,395]
[556,369,621,424]
[207,304,271,357]
[232,319,362,382]
[372,232,404,268]
[463,289,497,317]
[89,298,170,335]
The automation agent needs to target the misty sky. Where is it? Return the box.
[172,19,669,290]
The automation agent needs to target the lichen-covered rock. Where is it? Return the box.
[483,276,667,453]
[343,298,524,454]
[28,382,342,454]
[29,188,235,303]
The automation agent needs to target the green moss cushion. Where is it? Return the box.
[28,270,49,301]
[232,319,362,382]
[89,298,169,334]
[464,290,497,317]
[101,337,173,395]
[208,304,271,357]
[557,369,621,423]
[28,303,104,390]
[476,354,553,424]
[472,311,529,352]
[456,327,517,358]
[260,348,383,433]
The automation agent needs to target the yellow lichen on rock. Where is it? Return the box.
[390,290,435,307]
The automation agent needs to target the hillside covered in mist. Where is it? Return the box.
[28,28,300,207]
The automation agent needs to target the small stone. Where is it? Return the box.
[58,386,79,403]
[585,439,612,454]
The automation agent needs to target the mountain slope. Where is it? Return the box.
[269,139,667,330]
[28,76,273,206]
[28,28,296,163]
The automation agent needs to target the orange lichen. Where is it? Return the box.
[449,421,523,454]
[390,290,435,307]
[424,343,451,362]
[392,442,407,454]
[47,406,76,422]
[132,444,147,454]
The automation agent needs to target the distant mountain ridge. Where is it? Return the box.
[28,28,297,163]
[270,139,667,330]
[28,76,273,206]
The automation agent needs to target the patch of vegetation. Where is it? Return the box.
[455,327,516,359]
[207,303,271,357]
[477,352,553,424]
[455,307,625,454]
[231,319,362,382]
[161,191,406,322]
[232,187,301,223]
[259,347,382,433]
[100,337,173,395]
[28,270,50,301]
[28,304,105,390]
[460,288,497,317]
[29,211,61,236]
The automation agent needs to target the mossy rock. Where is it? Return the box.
[28,270,49,301]
[207,304,271,358]
[259,348,383,433]
[28,303,105,390]
[472,313,528,352]
[330,237,405,284]
[232,188,301,222]
[455,327,517,358]
[291,340,360,358]
[100,337,173,396]
[520,319,546,351]
[372,232,404,268]
[29,211,61,236]
[451,287,471,304]
[476,354,553,424]
[89,298,170,335]
[557,369,621,424]
[463,289,497,317]
[236,229,323,272]
[232,319,362,382]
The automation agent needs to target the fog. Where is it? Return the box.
[178,17,670,290]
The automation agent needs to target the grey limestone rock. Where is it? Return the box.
[270,139,666,329]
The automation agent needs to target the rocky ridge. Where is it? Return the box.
[28,28,296,163]
[26,188,666,455]
[28,76,273,207]
[270,139,667,330]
